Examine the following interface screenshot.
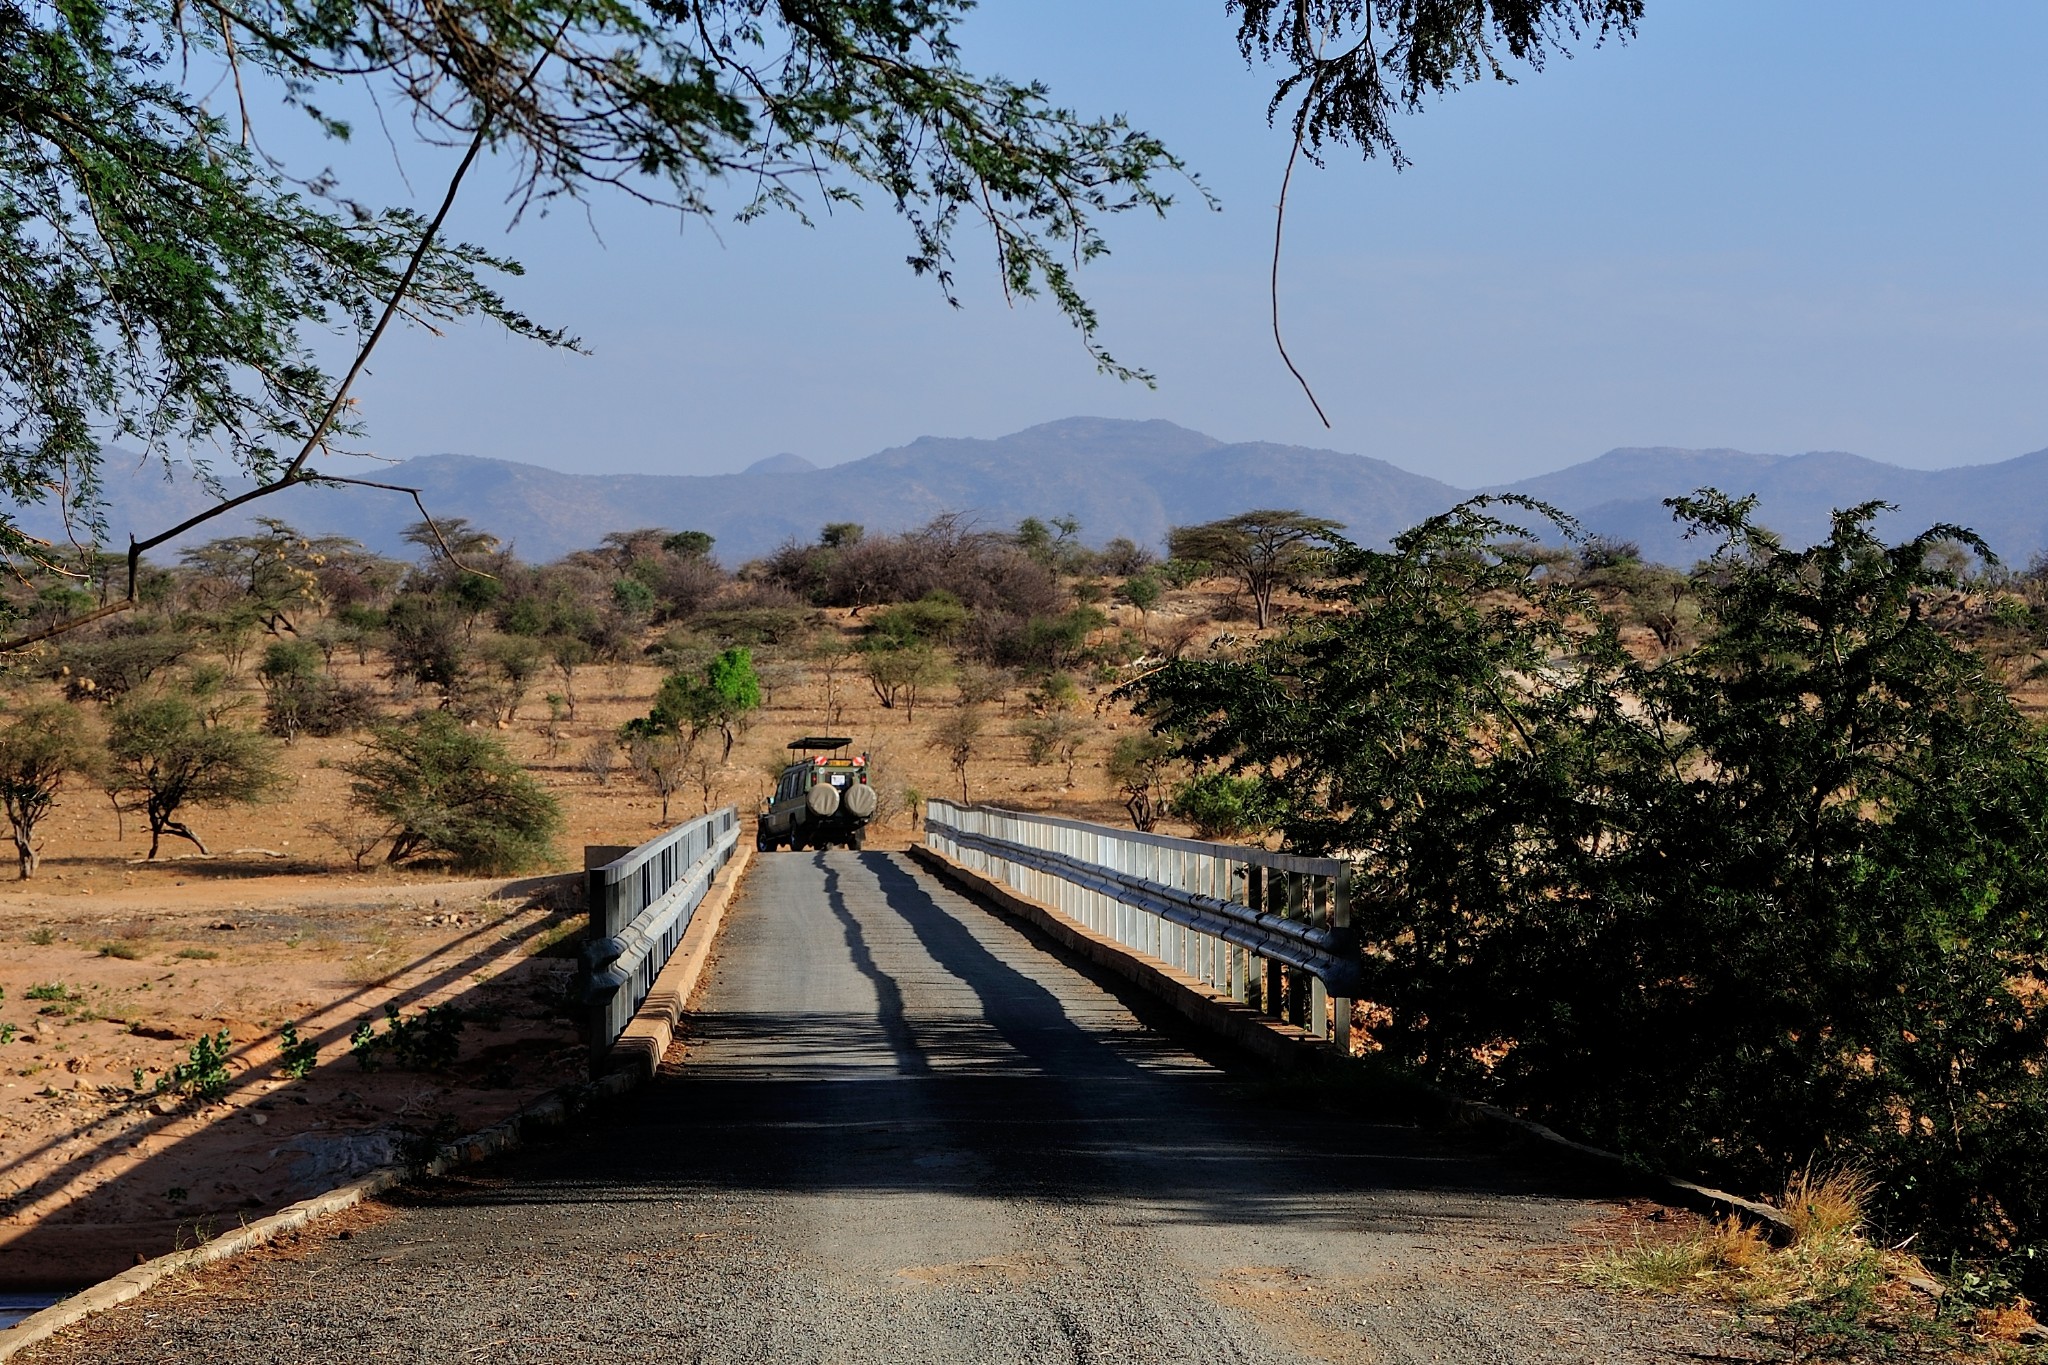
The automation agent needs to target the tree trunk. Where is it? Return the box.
[13,832,35,879]
[156,819,208,856]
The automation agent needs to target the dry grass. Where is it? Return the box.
[1586,1168,1897,1308]
[1584,1168,2048,1358]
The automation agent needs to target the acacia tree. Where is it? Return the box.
[2,0,1636,645]
[628,731,691,825]
[347,712,563,873]
[0,703,100,877]
[930,707,985,803]
[1166,511,1344,628]
[107,695,285,858]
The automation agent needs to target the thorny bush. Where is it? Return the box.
[1127,493,2048,1298]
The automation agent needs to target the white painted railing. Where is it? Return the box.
[924,801,1354,1050]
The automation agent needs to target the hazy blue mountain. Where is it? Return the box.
[743,452,818,475]
[13,421,2048,569]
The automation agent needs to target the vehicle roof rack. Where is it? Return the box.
[787,736,853,751]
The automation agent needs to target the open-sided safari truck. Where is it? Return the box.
[758,736,878,851]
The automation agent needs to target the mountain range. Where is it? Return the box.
[21,418,2048,569]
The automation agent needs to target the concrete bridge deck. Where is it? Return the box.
[24,851,1736,1364]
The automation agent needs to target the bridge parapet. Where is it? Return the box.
[923,801,1355,1049]
[582,807,740,1067]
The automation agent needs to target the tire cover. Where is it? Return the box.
[842,783,877,819]
[807,783,842,817]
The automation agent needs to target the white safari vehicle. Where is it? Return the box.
[758,736,878,852]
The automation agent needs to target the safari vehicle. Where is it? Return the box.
[758,736,878,852]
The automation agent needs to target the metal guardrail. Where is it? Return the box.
[924,801,1356,1049]
[582,806,739,1069]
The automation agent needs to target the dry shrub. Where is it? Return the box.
[1974,1299,2044,1343]
[1588,1170,1893,1310]
[1782,1164,1876,1244]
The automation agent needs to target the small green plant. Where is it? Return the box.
[26,927,53,946]
[131,1066,146,1090]
[1168,771,1278,840]
[523,917,583,958]
[24,982,73,1002]
[175,947,218,960]
[350,1004,467,1071]
[349,1017,381,1071]
[97,942,141,960]
[157,1029,234,1100]
[0,1024,15,1045]
[387,1003,466,1071]
[277,1022,318,1079]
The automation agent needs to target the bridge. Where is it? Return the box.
[9,808,1729,1364]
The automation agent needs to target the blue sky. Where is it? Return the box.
[309,1,2048,485]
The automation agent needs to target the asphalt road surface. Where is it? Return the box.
[28,851,1744,1364]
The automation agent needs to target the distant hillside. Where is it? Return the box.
[1492,446,2048,565]
[14,420,2048,568]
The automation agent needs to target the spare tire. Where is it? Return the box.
[842,783,877,819]
[807,783,842,818]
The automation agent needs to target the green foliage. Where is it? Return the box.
[611,576,657,620]
[351,1003,467,1072]
[662,530,714,559]
[687,608,817,648]
[158,1029,234,1101]
[0,701,99,877]
[383,595,469,691]
[1130,493,2048,1297]
[1016,515,1086,572]
[1017,714,1088,784]
[346,712,563,874]
[107,692,284,859]
[25,982,74,1002]
[1027,671,1082,713]
[634,646,761,759]
[1168,771,1278,839]
[981,607,1111,671]
[277,1022,318,1080]
[705,647,762,713]
[1118,570,1163,616]
[349,1018,382,1070]
[54,634,189,701]
[867,592,968,647]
